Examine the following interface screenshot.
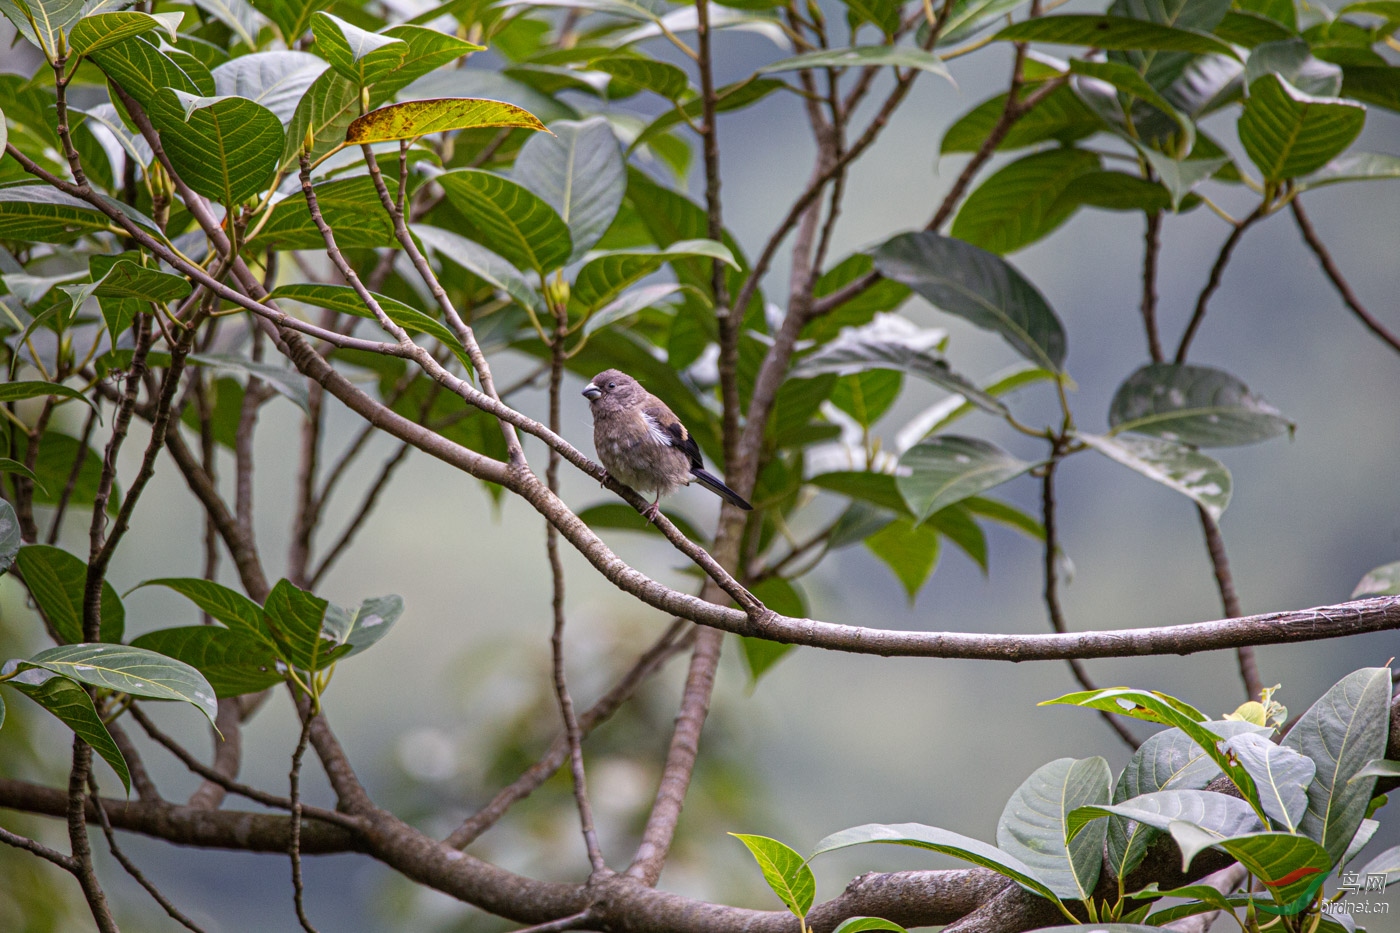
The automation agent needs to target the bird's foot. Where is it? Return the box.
[598,469,610,489]
[642,501,662,523]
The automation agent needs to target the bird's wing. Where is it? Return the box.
[642,405,703,471]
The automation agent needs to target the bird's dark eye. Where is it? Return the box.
[607,381,616,389]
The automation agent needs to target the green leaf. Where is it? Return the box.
[893,364,1053,447]
[872,231,1067,372]
[739,578,803,683]
[210,52,327,126]
[69,10,181,55]
[1068,58,1196,149]
[1341,65,1400,113]
[0,499,18,576]
[412,224,546,317]
[267,283,472,370]
[1239,75,1366,182]
[1077,433,1231,521]
[188,353,310,416]
[994,15,1239,58]
[963,495,1045,540]
[866,518,941,601]
[0,185,158,244]
[632,77,787,152]
[1057,171,1172,214]
[89,255,190,304]
[131,577,269,640]
[345,97,541,145]
[1041,688,1265,819]
[1280,667,1393,865]
[1108,720,1268,878]
[437,168,573,276]
[248,0,317,43]
[573,240,734,313]
[941,84,1100,155]
[1299,151,1400,189]
[997,757,1111,901]
[0,380,94,410]
[1358,845,1400,887]
[1222,732,1316,832]
[4,670,129,793]
[939,0,1032,45]
[757,45,953,82]
[729,833,815,918]
[261,579,339,673]
[832,919,909,933]
[514,117,625,261]
[1353,561,1400,597]
[897,436,1034,523]
[128,626,281,698]
[13,545,124,644]
[576,502,708,543]
[809,472,913,517]
[22,643,217,725]
[951,148,1101,254]
[589,56,689,100]
[322,594,403,659]
[1109,363,1292,446]
[583,283,699,335]
[1168,827,1332,903]
[190,0,261,48]
[310,12,407,87]
[830,370,902,427]
[150,91,285,206]
[1138,149,1229,210]
[1068,789,1263,845]
[0,0,89,60]
[1245,39,1343,98]
[810,822,1062,904]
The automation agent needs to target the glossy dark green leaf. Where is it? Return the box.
[1299,151,1400,189]
[951,148,1100,254]
[249,176,398,250]
[13,545,124,644]
[1341,65,1400,112]
[0,380,94,410]
[831,918,909,933]
[1138,149,1229,210]
[262,578,346,674]
[1070,789,1263,845]
[4,670,129,792]
[1057,171,1172,213]
[132,577,269,640]
[866,518,940,601]
[322,594,404,659]
[23,643,217,724]
[437,168,572,276]
[995,15,1238,58]
[1078,433,1231,521]
[997,756,1111,901]
[69,10,182,55]
[939,0,1031,45]
[809,471,912,517]
[841,0,899,35]
[830,370,902,427]
[411,224,545,316]
[873,231,1067,371]
[130,626,281,698]
[810,822,1061,904]
[1245,39,1343,97]
[573,240,734,313]
[588,56,689,100]
[249,0,317,43]
[1239,74,1365,181]
[1170,827,1332,903]
[1281,667,1393,865]
[156,91,286,206]
[941,84,1100,155]
[730,833,815,917]
[0,185,159,243]
[1108,363,1292,447]
[310,12,407,87]
[897,436,1034,523]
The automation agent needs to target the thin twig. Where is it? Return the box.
[0,823,76,870]
[307,442,411,589]
[1174,203,1267,363]
[88,775,209,933]
[45,405,98,544]
[1042,455,1139,750]
[447,621,693,848]
[289,713,321,933]
[1196,507,1262,701]
[1291,199,1400,354]
[1141,211,1164,363]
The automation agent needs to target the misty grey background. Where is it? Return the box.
[3,4,1400,931]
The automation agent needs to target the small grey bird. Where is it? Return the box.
[581,369,752,522]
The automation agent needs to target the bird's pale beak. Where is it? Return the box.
[581,383,602,401]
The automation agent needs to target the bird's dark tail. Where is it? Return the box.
[691,468,753,511]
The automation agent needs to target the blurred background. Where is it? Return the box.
[2,0,1399,930]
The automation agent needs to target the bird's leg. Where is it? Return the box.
[599,469,610,489]
[643,496,661,523]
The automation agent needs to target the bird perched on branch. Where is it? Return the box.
[582,369,753,522]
